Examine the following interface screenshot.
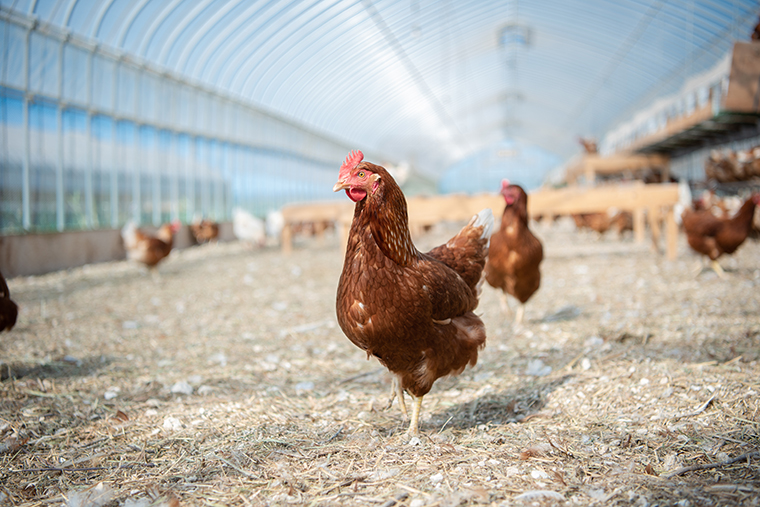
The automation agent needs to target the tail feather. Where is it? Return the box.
[471,208,494,245]
[425,208,493,293]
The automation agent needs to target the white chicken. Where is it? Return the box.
[265,209,285,244]
[233,208,266,247]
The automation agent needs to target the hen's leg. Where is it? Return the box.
[499,293,513,316]
[387,376,408,419]
[407,395,423,435]
[515,303,525,327]
[710,260,726,278]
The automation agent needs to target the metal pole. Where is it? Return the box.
[21,27,31,230]
[188,134,195,220]
[111,61,118,228]
[187,90,195,221]
[133,70,141,224]
[85,50,93,229]
[170,86,179,222]
[56,38,64,231]
[153,81,161,226]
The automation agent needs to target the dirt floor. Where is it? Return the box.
[1,218,759,507]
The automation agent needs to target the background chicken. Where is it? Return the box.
[682,194,759,277]
[334,150,493,435]
[0,270,18,332]
[266,209,285,245]
[233,207,266,247]
[578,136,598,154]
[190,218,220,244]
[572,212,611,235]
[121,220,180,274]
[485,180,544,326]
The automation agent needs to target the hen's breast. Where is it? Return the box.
[337,233,427,348]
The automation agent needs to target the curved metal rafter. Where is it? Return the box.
[136,0,185,58]
[195,0,282,87]
[173,0,244,73]
[156,0,217,66]
[116,0,151,48]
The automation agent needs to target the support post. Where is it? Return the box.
[647,206,662,251]
[85,50,94,229]
[665,207,678,260]
[281,223,293,255]
[633,207,645,243]
[56,39,64,231]
[22,28,31,230]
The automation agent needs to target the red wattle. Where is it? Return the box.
[347,188,367,202]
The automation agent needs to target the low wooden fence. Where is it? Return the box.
[280,182,680,259]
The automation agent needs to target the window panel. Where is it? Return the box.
[139,73,157,123]
[29,32,58,97]
[0,90,24,233]
[176,134,190,222]
[0,21,26,89]
[92,115,114,227]
[116,64,137,117]
[63,108,87,229]
[116,120,136,224]
[159,130,174,223]
[92,55,115,112]
[62,44,88,105]
[196,93,209,133]
[29,99,57,230]
[139,125,156,224]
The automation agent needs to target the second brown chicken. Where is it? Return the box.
[485,180,544,326]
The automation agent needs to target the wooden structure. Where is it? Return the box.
[279,182,681,259]
[565,153,671,185]
[611,42,760,155]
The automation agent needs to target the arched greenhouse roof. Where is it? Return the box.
[3,0,756,176]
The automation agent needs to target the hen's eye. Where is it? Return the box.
[358,171,366,178]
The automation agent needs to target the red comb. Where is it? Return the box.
[500,179,510,192]
[339,150,364,180]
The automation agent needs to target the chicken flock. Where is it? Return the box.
[3,149,758,438]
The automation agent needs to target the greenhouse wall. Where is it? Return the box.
[0,11,354,235]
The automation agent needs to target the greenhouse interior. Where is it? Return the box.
[1,1,760,505]
[2,0,760,273]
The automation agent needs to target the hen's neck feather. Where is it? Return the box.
[501,198,528,227]
[355,165,418,266]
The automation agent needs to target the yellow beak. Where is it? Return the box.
[333,179,349,192]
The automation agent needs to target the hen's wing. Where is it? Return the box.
[425,209,493,292]
[682,209,722,237]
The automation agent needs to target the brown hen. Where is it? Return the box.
[485,181,544,326]
[0,270,18,332]
[334,151,493,435]
[121,221,181,275]
[682,194,759,277]
[190,219,220,244]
